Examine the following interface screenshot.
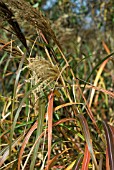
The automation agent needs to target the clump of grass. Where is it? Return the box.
[0,0,114,170]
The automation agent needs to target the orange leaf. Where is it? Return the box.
[106,147,110,170]
[47,91,54,168]
[18,121,38,170]
[81,144,90,170]
[102,41,110,54]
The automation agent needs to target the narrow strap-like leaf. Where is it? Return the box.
[103,121,114,170]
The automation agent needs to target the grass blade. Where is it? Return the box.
[0,135,24,167]
[47,92,54,168]
[84,52,114,90]
[106,147,110,170]
[18,121,38,170]
[9,82,43,162]
[30,99,45,170]
[103,121,114,170]
[77,114,98,170]
[89,42,111,107]
[72,154,83,170]
[81,144,90,170]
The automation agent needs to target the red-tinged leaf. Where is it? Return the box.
[106,147,110,170]
[81,144,90,170]
[18,121,38,170]
[103,121,114,170]
[77,114,99,170]
[47,92,54,166]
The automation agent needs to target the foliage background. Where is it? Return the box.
[0,0,114,169]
